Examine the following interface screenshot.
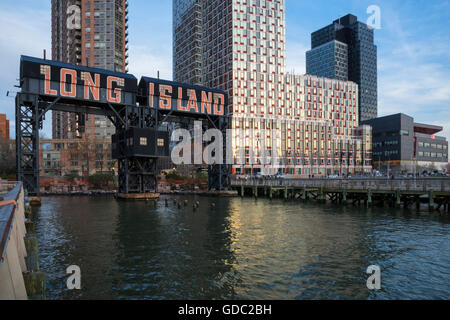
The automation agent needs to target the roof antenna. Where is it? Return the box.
[157,71,160,79]
[43,49,46,60]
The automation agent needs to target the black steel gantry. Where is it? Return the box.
[15,56,231,195]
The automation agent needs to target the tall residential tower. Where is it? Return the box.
[173,1,372,176]
[51,0,129,139]
[306,14,378,122]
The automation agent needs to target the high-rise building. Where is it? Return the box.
[306,14,377,122]
[173,1,372,176]
[0,113,10,140]
[51,0,129,139]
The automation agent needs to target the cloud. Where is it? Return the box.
[128,44,173,81]
[285,41,309,75]
[377,4,450,142]
[0,5,51,138]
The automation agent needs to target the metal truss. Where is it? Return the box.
[16,95,231,196]
[15,94,40,195]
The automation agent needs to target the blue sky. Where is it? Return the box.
[0,0,449,140]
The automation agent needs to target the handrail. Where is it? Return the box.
[0,182,22,264]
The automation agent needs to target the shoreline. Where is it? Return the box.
[40,190,238,197]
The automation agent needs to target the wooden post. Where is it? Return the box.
[241,185,244,197]
[25,220,35,234]
[395,190,401,208]
[22,272,46,300]
[318,187,326,203]
[269,187,273,200]
[428,190,434,211]
[342,191,347,205]
[367,189,372,207]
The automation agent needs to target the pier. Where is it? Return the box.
[0,181,45,300]
[232,178,450,211]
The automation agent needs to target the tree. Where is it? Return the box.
[0,137,15,179]
[66,136,96,176]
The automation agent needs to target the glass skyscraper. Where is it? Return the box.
[306,14,377,122]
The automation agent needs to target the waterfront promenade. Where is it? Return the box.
[0,181,45,299]
[233,177,450,211]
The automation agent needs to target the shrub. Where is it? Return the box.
[87,173,115,190]
[166,171,185,180]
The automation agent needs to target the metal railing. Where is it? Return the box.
[0,180,19,197]
[0,181,22,264]
[231,177,450,192]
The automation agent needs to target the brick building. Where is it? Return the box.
[0,114,10,140]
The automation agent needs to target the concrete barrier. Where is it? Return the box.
[0,182,44,300]
[0,182,28,300]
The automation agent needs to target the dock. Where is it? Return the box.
[232,178,450,211]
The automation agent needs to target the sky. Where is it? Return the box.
[0,0,449,140]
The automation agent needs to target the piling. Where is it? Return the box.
[428,191,435,211]
[22,272,46,300]
[395,190,401,208]
[367,190,373,207]
[301,188,307,201]
[25,220,35,234]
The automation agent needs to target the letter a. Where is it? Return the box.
[66,265,81,290]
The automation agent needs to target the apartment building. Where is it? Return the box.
[173,0,372,176]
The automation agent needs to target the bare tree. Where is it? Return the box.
[0,137,15,178]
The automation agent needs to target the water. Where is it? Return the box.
[33,195,450,300]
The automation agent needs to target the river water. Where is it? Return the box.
[33,195,450,300]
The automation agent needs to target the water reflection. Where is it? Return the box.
[34,196,450,300]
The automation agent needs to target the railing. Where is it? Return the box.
[231,177,450,192]
[0,181,22,264]
[0,180,19,197]
[0,181,29,299]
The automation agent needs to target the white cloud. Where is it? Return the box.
[128,44,173,81]
[377,5,450,142]
[285,41,308,75]
[0,6,51,138]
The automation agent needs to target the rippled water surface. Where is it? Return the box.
[33,195,450,300]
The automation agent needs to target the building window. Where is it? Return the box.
[140,137,147,146]
[157,139,164,147]
[400,130,409,136]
